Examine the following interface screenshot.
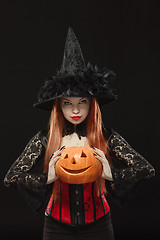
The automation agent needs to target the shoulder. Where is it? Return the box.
[103,127,136,159]
[22,129,48,152]
[102,126,119,143]
[103,127,129,148]
[20,129,48,170]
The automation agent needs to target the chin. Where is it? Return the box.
[71,119,83,125]
[73,121,82,124]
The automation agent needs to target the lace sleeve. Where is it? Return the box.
[4,131,47,189]
[4,130,51,211]
[105,130,155,206]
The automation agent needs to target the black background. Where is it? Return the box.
[1,0,159,239]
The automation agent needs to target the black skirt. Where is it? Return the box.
[43,213,114,240]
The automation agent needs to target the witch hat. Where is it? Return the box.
[60,27,86,74]
[33,27,117,110]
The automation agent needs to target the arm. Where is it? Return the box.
[105,130,155,206]
[4,130,52,211]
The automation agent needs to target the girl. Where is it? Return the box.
[4,28,155,240]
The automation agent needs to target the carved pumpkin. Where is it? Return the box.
[55,146,102,184]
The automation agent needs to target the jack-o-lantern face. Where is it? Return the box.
[55,146,102,184]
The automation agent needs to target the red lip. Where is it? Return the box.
[71,116,81,120]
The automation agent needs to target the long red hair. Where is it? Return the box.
[44,97,111,199]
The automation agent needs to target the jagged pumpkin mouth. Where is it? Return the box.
[60,166,91,174]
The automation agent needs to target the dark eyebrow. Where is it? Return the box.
[63,98,72,102]
[63,97,85,102]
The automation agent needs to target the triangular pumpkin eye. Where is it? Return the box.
[64,154,68,159]
[81,151,87,157]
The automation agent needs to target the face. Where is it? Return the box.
[60,97,90,125]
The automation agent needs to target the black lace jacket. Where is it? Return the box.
[4,122,155,212]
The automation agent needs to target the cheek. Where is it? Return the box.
[61,108,69,118]
[61,105,70,113]
[81,105,90,116]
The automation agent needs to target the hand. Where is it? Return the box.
[91,146,113,181]
[47,146,65,184]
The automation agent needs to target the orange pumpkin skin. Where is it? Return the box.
[55,146,102,184]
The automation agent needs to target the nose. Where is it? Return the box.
[71,157,76,164]
[72,105,80,114]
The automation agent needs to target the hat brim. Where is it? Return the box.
[33,95,118,111]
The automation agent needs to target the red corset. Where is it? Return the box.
[45,180,110,225]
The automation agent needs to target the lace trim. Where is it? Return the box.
[4,131,44,187]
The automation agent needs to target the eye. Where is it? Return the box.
[64,154,68,159]
[79,99,87,104]
[63,101,72,105]
[81,151,87,157]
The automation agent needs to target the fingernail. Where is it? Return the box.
[60,146,65,151]
[50,153,54,159]
[91,145,96,150]
[93,153,97,156]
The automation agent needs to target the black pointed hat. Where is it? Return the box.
[33,27,117,110]
[60,27,86,74]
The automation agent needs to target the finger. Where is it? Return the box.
[93,152,109,164]
[59,145,65,151]
[50,146,65,159]
[91,146,103,155]
[50,152,60,160]
[91,148,102,158]
[49,154,62,165]
[55,145,65,155]
[91,146,104,157]
[50,153,54,160]
[93,153,102,162]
